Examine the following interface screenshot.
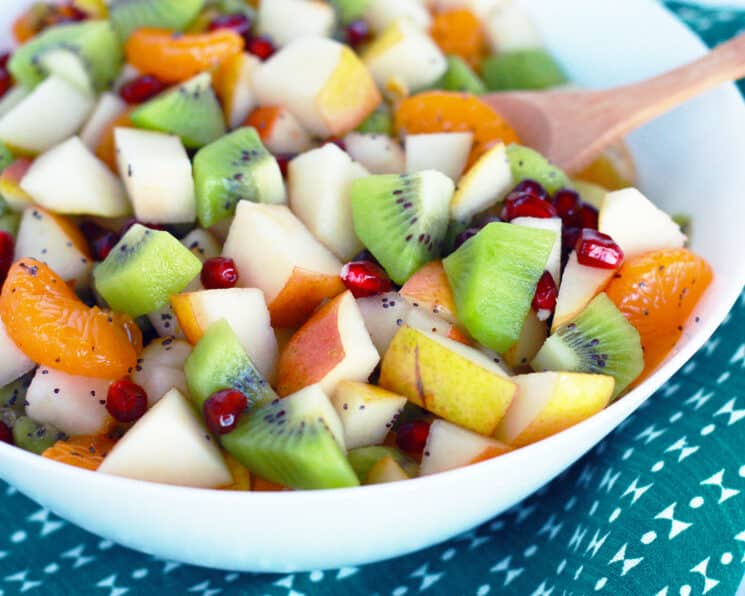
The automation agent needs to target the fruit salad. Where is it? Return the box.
[0,0,713,491]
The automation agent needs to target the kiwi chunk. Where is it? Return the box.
[330,0,372,23]
[351,170,454,285]
[110,0,205,41]
[0,372,34,429]
[13,416,65,454]
[9,20,122,92]
[184,319,277,411]
[443,222,556,353]
[356,103,393,135]
[507,144,572,195]
[482,49,567,91]
[435,56,486,94]
[222,385,360,490]
[130,73,226,149]
[0,143,13,174]
[532,293,644,398]
[347,446,418,483]
[193,127,285,228]
[94,224,202,317]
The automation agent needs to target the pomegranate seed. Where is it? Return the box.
[0,52,11,68]
[501,193,558,221]
[324,137,346,152]
[0,231,14,285]
[552,188,581,226]
[575,228,624,269]
[532,271,558,320]
[203,389,248,435]
[578,203,599,229]
[275,154,294,178]
[453,227,480,251]
[201,257,239,289]
[208,13,252,39]
[345,20,371,48]
[561,226,581,267]
[512,179,549,200]
[396,420,431,455]
[341,260,393,298]
[0,421,12,444]
[247,36,275,61]
[119,75,166,104]
[107,379,148,423]
[80,221,119,261]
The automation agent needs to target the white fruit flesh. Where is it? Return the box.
[331,381,406,449]
[364,0,432,32]
[431,0,502,19]
[25,367,111,437]
[39,49,94,94]
[180,229,221,263]
[552,252,615,331]
[502,309,547,370]
[289,144,366,260]
[367,455,409,483]
[131,337,192,406]
[512,216,562,284]
[599,188,686,260]
[485,2,543,52]
[115,128,196,224]
[404,308,455,340]
[420,420,508,475]
[0,76,94,153]
[223,53,261,129]
[0,87,29,120]
[261,107,314,155]
[286,384,347,449]
[344,133,405,175]
[80,92,127,150]
[0,319,34,387]
[356,291,412,354]
[98,388,232,488]
[450,142,513,221]
[222,202,342,304]
[258,0,336,47]
[20,137,129,217]
[405,132,472,181]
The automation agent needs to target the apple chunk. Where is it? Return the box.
[222,201,344,328]
[399,260,457,324]
[258,0,336,47]
[130,337,192,406]
[98,388,232,488]
[405,132,472,181]
[495,372,614,447]
[552,252,615,331]
[380,326,517,435]
[356,291,412,354]
[0,318,35,386]
[420,420,510,476]
[277,291,380,397]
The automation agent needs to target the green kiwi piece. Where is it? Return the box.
[205,0,255,17]
[435,55,486,94]
[0,143,13,174]
[507,144,572,195]
[9,20,122,92]
[193,127,285,228]
[109,0,205,41]
[481,49,567,91]
[531,293,644,399]
[330,0,373,23]
[443,222,556,353]
[347,446,418,483]
[672,214,692,242]
[184,319,277,411]
[222,386,360,490]
[93,224,202,317]
[13,416,65,454]
[130,73,226,149]
[351,170,454,285]
[0,372,34,428]
[356,103,393,135]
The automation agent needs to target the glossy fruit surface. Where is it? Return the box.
[204,389,248,435]
[532,270,558,316]
[119,75,166,104]
[107,378,148,423]
[201,257,239,289]
[42,433,117,471]
[341,261,393,298]
[501,193,557,221]
[575,229,624,269]
[396,420,431,456]
[430,9,486,69]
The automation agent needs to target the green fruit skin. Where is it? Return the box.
[330,0,373,23]
[481,49,567,91]
[9,20,123,92]
[507,144,572,195]
[435,55,486,95]
[0,143,14,174]
[110,0,205,40]
[93,225,202,317]
[12,417,65,454]
[355,103,393,135]
[444,222,556,353]
[184,319,277,411]
[347,446,419,482]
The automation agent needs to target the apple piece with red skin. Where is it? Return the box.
[420,420,511,475]
[399,260,457,324]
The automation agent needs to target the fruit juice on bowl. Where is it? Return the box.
[0,0,740,573]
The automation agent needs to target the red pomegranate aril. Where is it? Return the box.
[0,52,11,69]
[0,67,12,100]
[107,379,148,423]
[578,203,599,229]
[0,231,15,285]
[119,75,166,104]
[501,193,558,221]
[204,389,248,435]
[512,179,549,200]
[208,13,253,39]
[552,188,581,226]
[201,257,239,289]
[345,19,371,48]
[575,228,624,269]
[247,35,275,61]
[0,421,12,444]
[341,260,393,298]
[275,154,294,178]
[80,221,119,261]
[532,271,558,320]
[396,420,431,455]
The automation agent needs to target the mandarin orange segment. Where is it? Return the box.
[395,92,520,166]
[606,249,713,379]
[42,433,118,471]
[244,106,283,142]
[125,28,244,84]
[0,259,142,379]
[96,108,134,172]
[430,9,487,69]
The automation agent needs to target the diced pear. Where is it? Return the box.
[485,2,543,53]
[420,420,510,475]
[502,309,547,371]
[367,455,410,483]
[331,381,406,449]
[80,92,128,150]
[405,132,472,181]
[213,53,261,129]
[552,252,614,331]
[449,142,513,221]
[0,319,35,386]
[356,291,412,354]
[364,0,432,32]
[258,0,336,47]
[131,337,192,406]
[399,260,458,324]
[344,132,405,174]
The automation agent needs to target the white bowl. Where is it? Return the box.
[0,0,743,573]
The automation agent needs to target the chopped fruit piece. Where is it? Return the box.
[125,28,244,84]
[431,9,487,69]
[0,318,35,387]
[130,336,191,406]
[80,92,128,151]
[99,388,232,489]
[80,221,119,261]
[435,55,486,95]
[444,222,555,353]
[109,0,204,41]
[245,106,313,155]
[532,293,644,399]
[96,108,134,172]
[496,372,614,447]
[204,389,248,435]
[575,229,624,269]
[553,251,615,331]
[0,231,14,283]
[0,259,141,379]
[367,455,410,483]
[201,257,239,290]
[396,419,430,456]
[277,291,380,396]
[606,249,713,379]
[209,13,253,39]
[106,378,148,423]
[552,188,581,227]
[403,308,465,345]
[506,145,572,195]
[503,310,547,371]
[246,35,276,61]
[42,434,117,471]
[344,133,405,175]
[532,271,558,320]
[380,326,517,435]
[331,381,406,449]
[405,132,473,182]
[501,192,558,221]
[341,261,393,298]
[221,453,251,491]
[345,20,371,48]
[0,159,32,211]
[213,52,261,129]
[347,446,418,483]
[484,2,542,52]
[511,216,562,284]
[257,0,336,47]
[13,417,65,454]
[119,74,165,104]
[579,203,599,229]
[399,261,457,324]
[363,0,431,32]
[356,291,412,354]
[449,142,512,221]
[420,420,510,475]
[482,49,567,91]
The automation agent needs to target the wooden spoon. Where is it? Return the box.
[484,32,745,173]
